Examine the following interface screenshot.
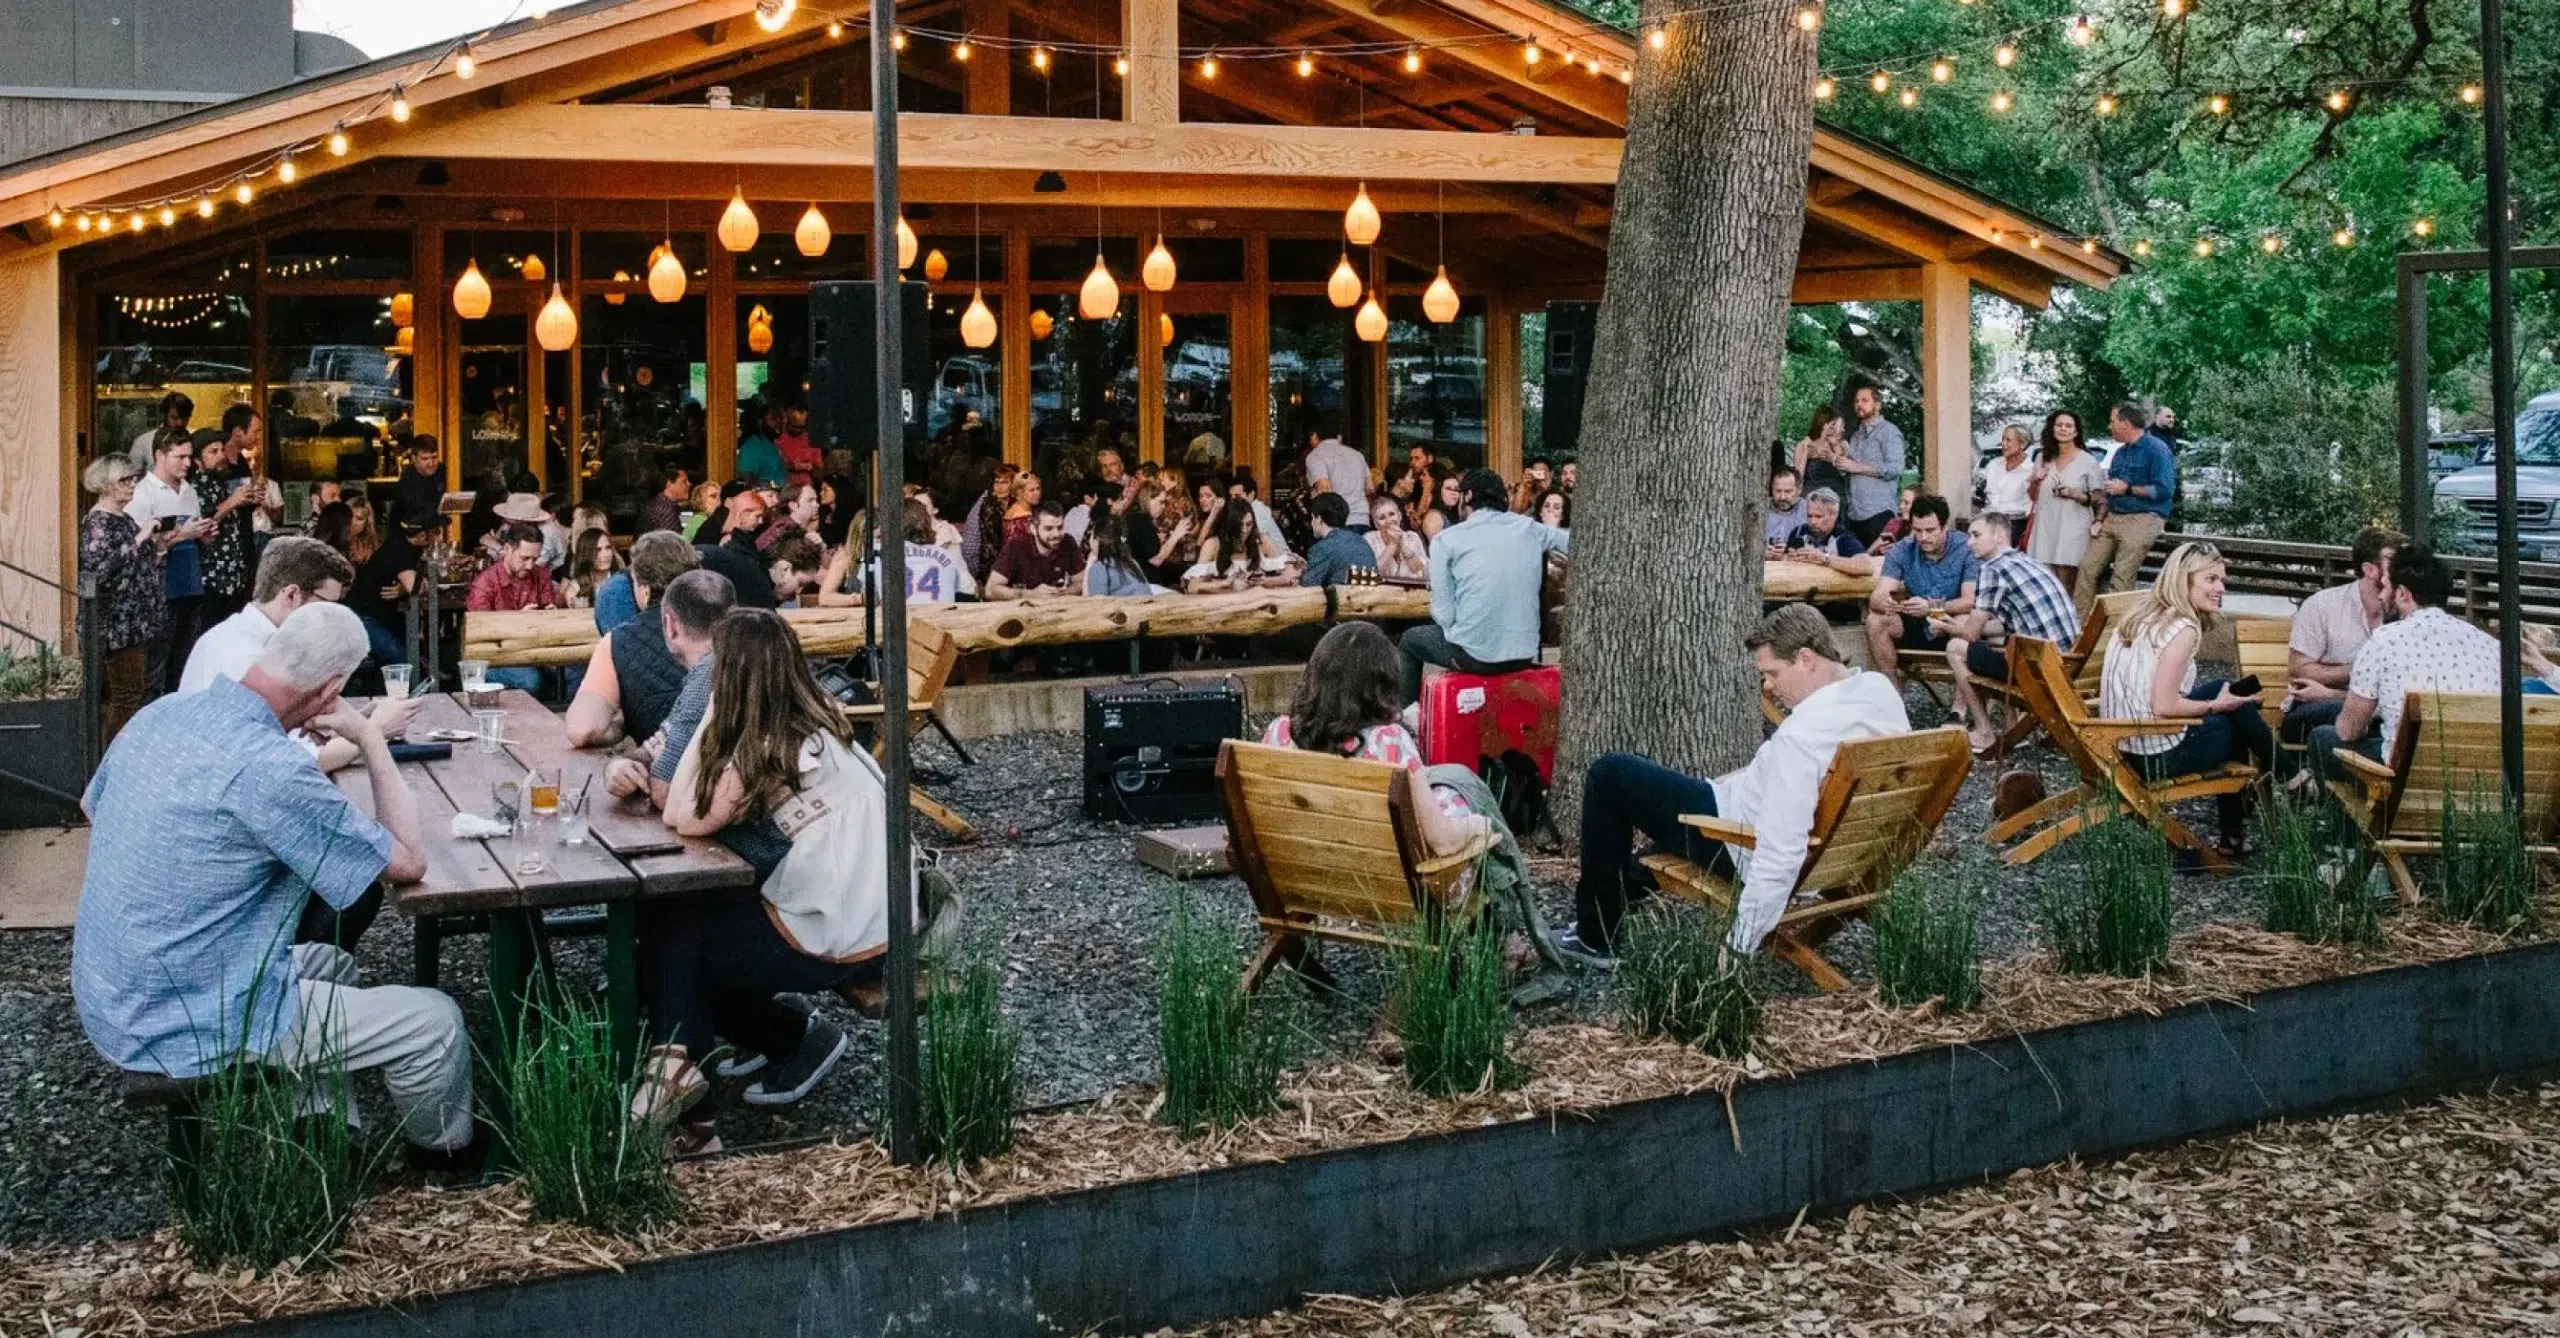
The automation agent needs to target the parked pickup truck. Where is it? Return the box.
[2435,391,2560,560]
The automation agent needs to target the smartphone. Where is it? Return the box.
[156,515,179,534]
[2230,674,2263,699]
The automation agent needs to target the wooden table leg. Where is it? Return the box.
[484,909,539,1094]
[605,900,641,1072]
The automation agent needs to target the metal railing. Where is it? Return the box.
[0,557,100,810]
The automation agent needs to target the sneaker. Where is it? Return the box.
[710,996,813,1079]
[1552,923,1619,969]
[744,1016,850,1107]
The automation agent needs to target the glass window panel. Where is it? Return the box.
[90,252,257,467]
[457,315,530,488]
[1385,296,1486,470]
[1268,238,1343,284]
[734,295,813,483]
[442,231,550,282]
[914,292,1004,512]
[581,295,706,522]
[733,223,868,282]
[1163,313,1233,488]
[581,231,707,284]
[266,294,414,483]
[1030,236,1136,284]
[1164,237,1244,284]
[1269,294,1354,470]
[265,228,411,282]
[1028,293,1138,488]
[913,233,1002,285]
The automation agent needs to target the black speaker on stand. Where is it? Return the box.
[809,279,932,661]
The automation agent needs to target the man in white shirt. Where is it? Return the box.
[2283,526,2402,752]
[1559,603,1910,959]
[2311,543,2502,781]
[1303,430,1372,528]
[179,537,419,770]
[127,391,193,469]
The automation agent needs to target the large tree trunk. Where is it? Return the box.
[1555,0,1817,820]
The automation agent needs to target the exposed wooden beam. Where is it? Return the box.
[1810,176,1864,207]
[1122,0,1181,124]
[392,104,1626,183]
[1301,0,1625,127]
[963,0,1011,115]
[1791,265,1921,304]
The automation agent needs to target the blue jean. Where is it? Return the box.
[2127,678,2271,841]
[488,666,545,695]
[361,615,408,668]
[1574,752,1733,948]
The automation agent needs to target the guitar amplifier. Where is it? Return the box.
[1083,678,1246,824]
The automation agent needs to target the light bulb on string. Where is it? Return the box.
[73,214,92,233]
[1814,76,1836,100]
[1403,46,1421,73]
[1990,90,2014,112]
[46,208,62,229]
[2133,239,2154,258]
[1646,25,1666,49]
[825,20,842,38]
[796,203,831,256]
[961,290,997,349]
[1870,70,1891,93]
[2259,234,2282,254]
[128,214,147,233]
[1993,44,2015,67]
[1354,296,1387,343]
[1796,7,1821,32]
[157,206,175,227]
[1032,46,1051,71]
[2333,227,2356,248]
[752,0,794,33]
[235,181,255,205]
[2207,93,2230,114]
[2193,237,2215,257]
[1296,51,1313,77]
[455,43,477,80]
[2163,0,2184,14]
[2412,217,2434,237]
[2066,13,2095,45]
[2080,238,2098,254]
[2096,93,2118,115]
[1898,87,1919,108]
[2460,84,2482,105]
[2325,88,2351,113]
[1113,53,1128,76]
[390,86,411,122]
[890,29,906,50]
[327,128,349,155]
[197,199,215,219]
[1930,59,1953,83]
[454,257,492,319]
[1327,252,1362,308]
[277,154,297,184]
[1523,41,1541,66]
[953,36,971,62]
[1199,53,1218,79]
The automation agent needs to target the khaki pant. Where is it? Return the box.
[2073,510,2166,613]
[254,943,475,1151]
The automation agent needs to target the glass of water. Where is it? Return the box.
[509,810,551,876]
[380,663,412,700]
[559,788,591,846]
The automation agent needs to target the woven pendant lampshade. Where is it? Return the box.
[1327,252,1362,308]
[451,259,492,320]
[795,203,831,257]
[1158,313,1175,347]
[923,248,949,281]
[961,289,997,349]
[520,253,547,283]
[1078,254,1119,320]
[647,242,687,302]
[535,282,578,351]
[1343,181,1381,246]
[1354,295,1387,342]
[896,215,919,270]
[1422,265,1460,324]
[717,190,760,252]
[1029,308,1054,339]
[1142,235,1177,292]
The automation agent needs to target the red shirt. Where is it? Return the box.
[466,561,559,612]
[991,532,1083,592]
[777,433,822,488]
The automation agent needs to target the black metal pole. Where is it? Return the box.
[871,0,922,1167]
[2481,0,2523,808]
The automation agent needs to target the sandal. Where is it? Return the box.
[630,1045,708,1127]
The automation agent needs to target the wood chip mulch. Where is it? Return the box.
[1181,1078,2560,1337]
[0,909,2543,1338]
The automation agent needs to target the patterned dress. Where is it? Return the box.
[190,467,255,601]
[78,508,167,652]
[1259,718,1470,818]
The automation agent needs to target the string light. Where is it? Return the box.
[2133,239,2154,258]
[2080,238,2097,254]
[2412,217,2435,237]
[1647,25,1666,50]
[1990,90,2014,112]
[2460,83,2482,104]
[1112,52,1128,76]
[890,28,906,50]
[128,214,146,233]
[234,181,254,205]
[952,36,971,61]
[75,214,92,233]
[2066,13,2096,45]
[2193,237,2216,257]
[2324,88,2351,113]
[1814,76,1837,100]
[47,208,63,229]
[1031,46,1049,71]
[1523,40,1541,66]
[2027,233,2043,249]
[196,199,214,218]
[2259,233,2283,254]
[2333,227,2356,247]
[1198,52,1217,78]
[1870,70,1892,93]
[276,154,297,184]
[327,128,350,156]
[2208,93,2230,114]
[752,0,795,33]
[1796,7,1821,32]
[1403,46,1421,73]
[1930,59,1953,83]
[455,43,478,80]
[2096,93,2118,115]
[1993,43,2016,67]
[390,86,411,122]
[2163,0,2185,15]
[157,206,175,227]
[1898,87,1919,108]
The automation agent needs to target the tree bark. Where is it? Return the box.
[1555,0,1818,821]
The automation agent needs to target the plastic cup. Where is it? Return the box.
[459,658,491,692]
[380,664,412,700]
[472,708,506,753]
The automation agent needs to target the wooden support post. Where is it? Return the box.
[414,223,446,458]
[1234,232,1270,484]
[1121,0,1180,125]
[1002,226,1031,469]
[1137,254,1165,467]
[1485,296,1523,478]
[1367,246,1390,468]
[707,234,738,485]
[962,0,1010,115]
[1919,261,1972,513]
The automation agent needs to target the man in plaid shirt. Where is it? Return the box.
[1936,511,2081,752]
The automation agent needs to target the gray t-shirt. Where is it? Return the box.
[1844,417,1907,521]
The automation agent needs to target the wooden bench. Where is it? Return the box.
[845,617,976,840]
[2329,691,2560,905]
[1218,740,1493,991]
[1988,636,2261,874]
[1640,727,1971,992]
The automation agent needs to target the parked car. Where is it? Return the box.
[2433,391,2560,559]
[2427,431,2487,483]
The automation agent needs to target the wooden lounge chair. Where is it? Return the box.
[1640,727,1972,992]
[2231,615,2293,743]
[1986,636,2260,874]
[845,617,977,840]
[1218,740,1493,991]
[2327,691,2560,905]
[1983,592,2125,752]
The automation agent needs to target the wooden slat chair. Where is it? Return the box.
[1218,740,1493,991]
[1640,727,1972,992]
[845,617,976,839]
[1986,592,2127,752]
[2327,691,2560,905]
[2231,615,2294,746]
[1986,636,2260,873]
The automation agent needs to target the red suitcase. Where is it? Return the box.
[1418,664,1562,781]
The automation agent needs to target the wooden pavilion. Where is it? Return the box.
[0,0,2120,642]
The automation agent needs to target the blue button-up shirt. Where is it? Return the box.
[2106,432,2179,517]
[72,679,392,1076]
[1299,527,1376,588]
[1429,509,1571,663]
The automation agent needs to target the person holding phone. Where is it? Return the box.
[133,428,219,693]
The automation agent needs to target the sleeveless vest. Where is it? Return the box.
[610,603,686,743]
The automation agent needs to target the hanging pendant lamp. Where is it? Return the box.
[1327,252,1362,308]
[717,189,760,252]
[1029,307,1054,339]
[1079,253,1119,319]
[961,289,997,349]
[1354,295,1388,342]
[535,282,578,351]
[1158,313,1175,348]
[648,241,687,302]
[1343,181,1382,246]
[747,315,774,355]
[795,203,831,257]
[896,215,919,271]
[923,247,949,282]
[1422,265,1460,324]
[520,252,547,283]
[1142,234,1177,292]
[452,258,492,320]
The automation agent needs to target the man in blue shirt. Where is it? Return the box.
[2073,401,2180,611]
[73,603,483,1169]
[1402,468,1570,704]
[1861,492,1978,686]
[1297,492,1374,588]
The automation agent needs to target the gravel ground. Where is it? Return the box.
[1181,1078,2560,1338]
[0,683,2252,1251]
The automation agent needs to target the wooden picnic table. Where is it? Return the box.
[338,688,752,1067]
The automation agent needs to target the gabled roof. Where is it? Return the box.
[0,0,2121,301]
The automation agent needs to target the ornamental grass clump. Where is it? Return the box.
[498,995,678,1236]
[2438,796,2539,933]
[1391,911,1520,1096]
[1152,888,1290,1134]
[2043,815,2174,977]
[2254,785,2378,945]
[1870,852,1983,1011]
[166,1044,367,1271]
[916,932,1021,1167]
[1613,902,1761,1058]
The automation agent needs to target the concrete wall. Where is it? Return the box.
[0,93,213,165]
[0,0,295,94]
[0,249,64,646]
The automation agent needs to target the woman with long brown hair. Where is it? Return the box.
[1261,622,1488,855]
[633,608,923,1145]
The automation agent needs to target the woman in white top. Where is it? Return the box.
[2097,541,2273,851]
[2027,409,2107,586]
[1977,425,2037,532]
[1365,495,1429,582]
[1182,492,1295,591]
